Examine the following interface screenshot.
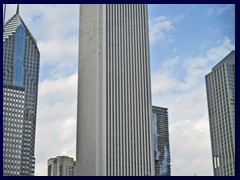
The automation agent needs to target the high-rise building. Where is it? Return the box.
[3,5,40,176]
[152,106,171,176]
[205,50,235,176]
[47,156,76,176]
[76,4,154,176]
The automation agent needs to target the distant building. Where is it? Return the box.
[152,106,171,176]
[47,156,75,176]
[205,51,235,176]
[3,5,40,176]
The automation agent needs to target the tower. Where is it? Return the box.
[76,4,154,176]
[205,51,235,176]
[3,5,40,176]
[47,156,76,176]
[152,106,171,176]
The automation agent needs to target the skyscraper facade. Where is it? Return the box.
[76,4,154,176]
[47,156,76,176]
[3,6,40,176]
[205,51,235,176]
[152,106,171,176]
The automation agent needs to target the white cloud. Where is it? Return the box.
[149,16,174,44]
[38,36,78,65]
[161,56,179,69]
[207,4,235,16]
[207,36,235,61]
[35,73,77,176]
[152,73,179,94]
[4,4,235,176]
[153,85,213,175]
[149,14,184,45]
[172,15,184,23]
[5,4,79,81]
[170,115,212,176]
[4,4,79,176]
[152,36,235,95]
[151,36,234,175]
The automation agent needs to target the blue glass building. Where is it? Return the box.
[152,106,171,176]
[3,6,40,176]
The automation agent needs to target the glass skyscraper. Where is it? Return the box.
[152,106,171,176]
[205,51,235,176]
[3,6,40,176]
[76,4,155,176]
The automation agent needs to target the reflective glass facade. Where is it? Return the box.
[3,11,40,176]
[13,24,25,87]
[152,106,171,176]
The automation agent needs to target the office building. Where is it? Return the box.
[3,85,25,176]
[47,156,75,176]
[205,50,235,176]
[152,106,171,176]
[3,5,40,176]
[76,4,154,176]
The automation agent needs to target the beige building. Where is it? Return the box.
[47,156,75,176]
[205,51,235,176]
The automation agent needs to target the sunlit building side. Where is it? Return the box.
[205,51,235,176]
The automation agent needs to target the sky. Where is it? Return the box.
[4,4,235,176]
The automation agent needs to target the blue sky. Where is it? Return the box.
[4,4,235,176]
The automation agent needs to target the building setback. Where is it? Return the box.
[48,156,75,176]
[76,4,154,176]
[152,106,171,176]
[3,5,40,176]
[205,50,235,176]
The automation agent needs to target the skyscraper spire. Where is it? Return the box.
[3,4,6,29]
[16,4,19,14]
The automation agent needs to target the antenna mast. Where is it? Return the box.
[3,4,6,29]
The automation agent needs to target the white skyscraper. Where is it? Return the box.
[76,4,154,176]
[205,50,235,176]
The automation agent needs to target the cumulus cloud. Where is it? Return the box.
[4,4,235,176]
[4,4,79,176]
[170,114,212,176]
[152,36,234,175]
[5,4,79,81]
[38,37,78,65]
[149,14,184,45]
[153,82,213,175]
[151,36,235,94]
[207,4,235,16]
[35,73,78,176]
[149,16,174,44]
